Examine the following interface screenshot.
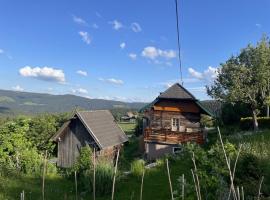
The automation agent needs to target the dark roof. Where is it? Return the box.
[139,83,214,117]
[52,110,128,149]
[158,83,196,100]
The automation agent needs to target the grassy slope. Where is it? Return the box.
[118,122,136,135]
[1,128,270,200]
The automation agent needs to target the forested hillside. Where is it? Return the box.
[0,89,146,115]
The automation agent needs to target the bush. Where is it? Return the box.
[240,117,270,130]
[200,114,214,127]
[72,146,93,172]
[235,153,264,198]
[130,159,145,177]
[0,118,44,175]
[134,117,143,136]
[72,148,115,196]
[81,158,115,196]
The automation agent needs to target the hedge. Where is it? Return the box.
[240,117,270,130]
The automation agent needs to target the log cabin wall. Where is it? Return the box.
[145,99,201,131]
[150,111,200,130]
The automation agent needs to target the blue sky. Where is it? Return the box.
[0,0,269,102]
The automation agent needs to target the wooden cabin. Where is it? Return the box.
[141,83,212,160]
[52,110,128,168]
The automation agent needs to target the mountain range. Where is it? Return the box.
[0,89,147,116]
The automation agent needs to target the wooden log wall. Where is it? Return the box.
[150,110,200,130]
[58,118,97,168]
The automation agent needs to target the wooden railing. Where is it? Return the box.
[144,127,204,144]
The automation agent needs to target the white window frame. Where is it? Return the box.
[171,117,180,131]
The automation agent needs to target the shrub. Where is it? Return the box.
[81,158,115,196]
[0,118,44,175]
[240,117,270,130]
[130,159,145,177]
[72,146,93,172]
[94,159,115,195]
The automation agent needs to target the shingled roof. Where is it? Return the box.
[139,83,214,116]
[158,83,196,100]
[52,110,128,149]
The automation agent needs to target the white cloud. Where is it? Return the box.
[188,66,218,81]
[129,53,137,60]
[159,49,176,59]
[19,66,66,83]
[186,87,206,92]
[72,15,88,26]
[92,23,99,29]
[0,49,4,54]
[12,85,24,92]
[142,46,159,59]
[109,20,123,30]
[120,42,126,49]
[99,78,124,85]
[76,70,88,76]
[97,96,146,102]
[71,88,88,94]
[188,68,203,79]
[255,23,262,28]
[131,22,142,32]
[141,46,176,60]
[78,31,91,44]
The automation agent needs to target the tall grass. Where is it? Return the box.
[130,159,145,177]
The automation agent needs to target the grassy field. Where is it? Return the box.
[118,122,136,135]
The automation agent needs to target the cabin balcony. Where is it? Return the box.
[144,127,204,145]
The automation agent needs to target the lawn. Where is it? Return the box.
[118,122,136,135]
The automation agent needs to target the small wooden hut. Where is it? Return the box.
[52,110,128,168]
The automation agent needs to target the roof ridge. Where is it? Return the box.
[158,82,196,100]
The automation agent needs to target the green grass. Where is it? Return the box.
[118,122,136,135]
[0,158,191,200]
[0,173,76,200]
[1,128,270,200]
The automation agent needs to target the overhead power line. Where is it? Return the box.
[174,0,183,85]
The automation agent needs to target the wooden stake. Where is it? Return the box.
[237,186,240,200]
[217,127,237,200]
[20,190,25,200]
[241,186,244,200]
[111,148,120,200]
[191,169,199,200]
[74,171,78,200]
[228,144,243,200]
[93,148,96,200]
[140,169,145,200]
[166,159,174,200]
[42,150,47,200]
[181,174,185,200]
[191,152,201,200]
[257,176,264,200]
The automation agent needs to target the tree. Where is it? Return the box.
[254,35,270,117]
[207,37,270,131]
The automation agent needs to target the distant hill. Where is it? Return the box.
[0,90,147,116]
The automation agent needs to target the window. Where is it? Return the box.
[172,147,182,154]
[171,118,180,131]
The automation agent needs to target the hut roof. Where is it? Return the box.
[52,110,128,149]
[139,83,214,116]
[158,83,196,100]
